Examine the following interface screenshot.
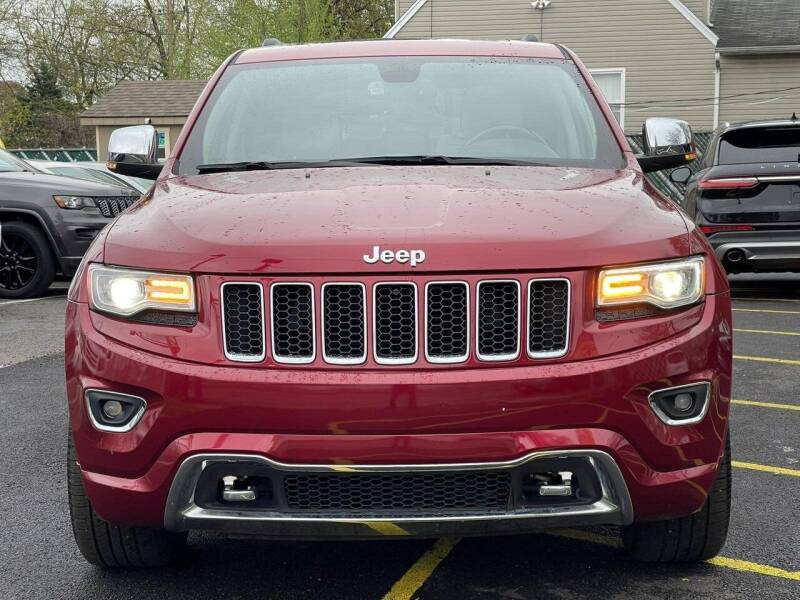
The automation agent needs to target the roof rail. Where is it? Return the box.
[262,38,282,47]
[520,34,539,42]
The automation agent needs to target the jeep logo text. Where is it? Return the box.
[363,246,426,267]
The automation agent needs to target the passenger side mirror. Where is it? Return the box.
[637,118,697,173]
[107,125,162,180]
[669,166,692,185]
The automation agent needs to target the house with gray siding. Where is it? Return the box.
[388,0,800,134]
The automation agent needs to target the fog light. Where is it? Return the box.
[673,393,695,412]
[85,390,147,432]
[648,382,711,426]
[102,400,124,419]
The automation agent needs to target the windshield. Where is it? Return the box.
[177,56,624,174]
[0,150,31,173]
[49,166,130,190]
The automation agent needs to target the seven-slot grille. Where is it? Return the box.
[94,196,138,218]
[221,279,570,364]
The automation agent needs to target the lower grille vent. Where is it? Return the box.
[283,471,512,513]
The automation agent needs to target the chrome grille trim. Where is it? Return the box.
[475,279,521,362]
[321,282,367,365]
[424,281,470,364]
[270,282,316,365]
[372,282,418,366]
[221,277,571,366]
[527,278,571,359]
[220,282,266,363]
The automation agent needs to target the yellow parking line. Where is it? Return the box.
[734,355,800,366]
[733,308,800,315]
[732,461,800,478]
[708,557,800,582]
[734,328,800,337]
[732,399,800,411]
[553,529,800,582]
[382,538,460,600]
[363,522,411,536]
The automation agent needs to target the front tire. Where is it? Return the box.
[622,433,731,562]
[0,221,56,299]
[67,436,187,568]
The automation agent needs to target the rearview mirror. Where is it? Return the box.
[107,125,162,180]
[637,118,697,173]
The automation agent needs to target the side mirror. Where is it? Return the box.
[107,125,162,180]
[670,166,692,185]
[637,118,697,173]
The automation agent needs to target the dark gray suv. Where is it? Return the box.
[0,149,140,298]
[671,118,800,274]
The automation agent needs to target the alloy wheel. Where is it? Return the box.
[0,232,39,291]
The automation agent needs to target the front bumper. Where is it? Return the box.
[66,292,731,535]
[162,450,633,538]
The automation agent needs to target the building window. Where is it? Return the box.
[589,69,625,128]
[156,128,171,159]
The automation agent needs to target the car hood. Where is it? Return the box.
[103,166,690,274]
[0,170,136,196]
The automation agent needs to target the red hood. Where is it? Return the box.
[103,166,690,274]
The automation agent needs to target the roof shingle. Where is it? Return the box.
[81,80,207,118]
[712,0,800,49]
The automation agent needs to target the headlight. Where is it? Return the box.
[597,257,705,310]
[89,264,195,317]
[54,195,96,209]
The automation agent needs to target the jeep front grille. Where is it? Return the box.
[94,196,138,218]
[221,278,570,365]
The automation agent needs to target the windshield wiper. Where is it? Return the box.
[196,160,364,174]
[338,155,552,167]
[196,156,552,174]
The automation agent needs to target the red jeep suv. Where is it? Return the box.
[65,40,732,568]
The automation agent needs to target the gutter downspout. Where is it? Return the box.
[713,51,721,129]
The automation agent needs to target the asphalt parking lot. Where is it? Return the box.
[1,275,798,599]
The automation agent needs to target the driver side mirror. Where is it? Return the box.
[637,118,697,173]
[670,166,692,185]
[107,125,162,180]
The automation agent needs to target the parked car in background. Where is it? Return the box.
[66,39,732,569]
[29,160,151,195]
[0,149,140,298]
[672,117,800,273]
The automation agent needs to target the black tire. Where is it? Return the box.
[67,435,187,568]
[0,221,56,299]
[622,433,731,562]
